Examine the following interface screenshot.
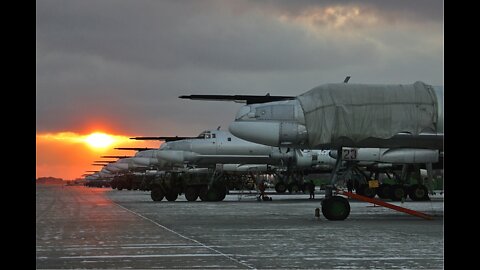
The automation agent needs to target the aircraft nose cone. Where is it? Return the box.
[132,157,153,166]
[156,150,184,163]
[229,121,280,146]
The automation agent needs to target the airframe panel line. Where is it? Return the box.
[114,202,256,269]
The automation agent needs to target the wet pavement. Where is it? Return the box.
[36,185,444,269]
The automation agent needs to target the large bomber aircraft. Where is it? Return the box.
[129,129,338,199]
[181,80,443,220]
[85,129,337,200]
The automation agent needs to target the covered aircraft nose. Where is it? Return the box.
[229,121,280,146]
[229,120,308,147]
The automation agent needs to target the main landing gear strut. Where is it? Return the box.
[320,147,434,221]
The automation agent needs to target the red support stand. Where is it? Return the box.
[336,189,434,220]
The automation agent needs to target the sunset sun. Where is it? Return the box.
[84,132,115,149]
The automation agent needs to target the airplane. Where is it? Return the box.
[180,80,444,220]
[127,129,338,201]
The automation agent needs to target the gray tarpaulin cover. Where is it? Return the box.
[297,81,438,147]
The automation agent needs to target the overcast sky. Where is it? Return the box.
[36,0,443,137]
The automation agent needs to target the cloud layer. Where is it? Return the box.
[36,0,443,135]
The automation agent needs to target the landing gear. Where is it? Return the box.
[185,186,199,201]
[321,196,351,221]
[356,184,376,198]
[389,184,407,201]
[200,185,227,201]
[376,184,391,199]
[151,186,165,201]
[165,191,179,201]
[408,184,430,201]
[287,182,300,193]
[275,182,287,193]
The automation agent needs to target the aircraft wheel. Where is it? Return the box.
[199,186,208,201]
[151,187,164,201]
[185,187,199,201]
[205,188,218,201]
[357,184,376,198]
[275,182,287,193]
[376,184,391,199]
[288,183,300,193]
[390,184,407,201]
[165,191,178,201]
[216,187,227,201]
[321,196,350,221]
[408,184,430,201]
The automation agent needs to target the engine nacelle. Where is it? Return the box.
[269,148,295,163]
[295,151,315,167]
[330,148,439,164]
[380,148,439,163]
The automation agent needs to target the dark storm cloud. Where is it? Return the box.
[36,0,443,135]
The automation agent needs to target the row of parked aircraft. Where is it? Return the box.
[84,78,443,220]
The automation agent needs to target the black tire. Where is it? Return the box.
[165,192,178,201]
[408,184,430,201]
[377,184,391,199]
[321,196,350,221]
[357,184,376,198]
[275,182,287,193]
[151,187,164,201]
[288,183,300,193]
[390,184,406,201]
[205,188,218,201]
[199,186,208,201]
[185,187,199,202]
[216,187,227,201]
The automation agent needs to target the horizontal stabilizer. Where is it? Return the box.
[114,147,155,151]
[130,136,196,142]
[179,94,295,105]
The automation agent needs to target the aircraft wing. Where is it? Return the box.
[114,147,156,151]
[100,155,131,158]
[179,94,295,104]
[130,136,197,142]
[193,154,272,164]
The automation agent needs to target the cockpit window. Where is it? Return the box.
[197,131,211,139]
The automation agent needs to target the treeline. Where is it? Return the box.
[36,177,64,184]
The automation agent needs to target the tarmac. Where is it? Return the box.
[36,185,444,269]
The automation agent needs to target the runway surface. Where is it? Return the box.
[36,185,444,269]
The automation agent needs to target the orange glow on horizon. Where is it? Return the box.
[36,131,161,180]
[84,132,116,150]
